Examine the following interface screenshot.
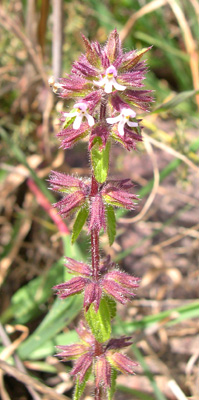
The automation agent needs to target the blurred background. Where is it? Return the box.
[0,1,199,399]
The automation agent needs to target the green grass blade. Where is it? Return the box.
[1,258,64,324]
[132,346,167,400]
[113,301,199,335]
[134,31,189,62]
[116,385,155,400]
[18,295,82,360]
[153,90,199,113]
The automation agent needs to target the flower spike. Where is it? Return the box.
[48,29,153,398]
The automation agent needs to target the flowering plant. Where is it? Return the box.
[49,29,152,400]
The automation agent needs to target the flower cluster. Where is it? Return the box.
[53,256,139,311]
[49,171,138,232]
[49,29,153,151]
[56,321,138,389]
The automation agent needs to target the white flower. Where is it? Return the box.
[93,65,126,94]
[106,108,138,136]
[63,102,95,130]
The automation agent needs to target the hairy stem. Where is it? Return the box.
[90,96,107,281]
[91,175,100,280]
[95,387,102,400]
[91,227,100,280]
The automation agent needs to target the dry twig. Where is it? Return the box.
[0,324,41,400]
[0,359,70,400]
[0,6,48,87]
[120,0,168,42]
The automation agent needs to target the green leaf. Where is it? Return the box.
[108,369,117,400]
[73,368,92,400]
[72,207,89,244]
[153,89,199,113]
[85,298,111,343]
[105,295,117,320]
[106,204,116,245]
[91,140,110,183]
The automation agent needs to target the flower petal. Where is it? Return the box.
[112,79,126,91]
[86,113,95,127]
[127,121,138,128]
[118,120,125,136]
[106,115,121,124]
[73,115,83,130]
[104,79,113,94]
[93,78,105,87]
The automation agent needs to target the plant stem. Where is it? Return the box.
[91,226,100,280]
[95,386,102,400]
[92,98,108,398]
[91,174,100,280]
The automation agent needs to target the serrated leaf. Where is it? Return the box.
[108,368,117,400]
[106,204,116,245]
[91,140,110,183]
[73,367,91,400]
[104,295,117,320]
[72,207,89,244]
[85,298,111,343]
[153,89,199,113]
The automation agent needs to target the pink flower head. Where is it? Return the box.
[53,257,102,311]
[53,255,139,310]
[56,321,137,386]
[102,179,138,210]
[106,352,138,375]
[102,269,140,305]
[49,30,152,149]
[49,171,90,218]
